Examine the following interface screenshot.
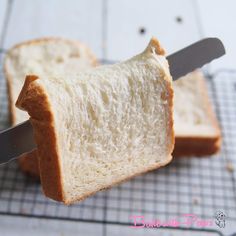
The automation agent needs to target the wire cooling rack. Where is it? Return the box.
[0,49,236,236]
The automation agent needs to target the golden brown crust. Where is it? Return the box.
[16,75,64,202]
[173,136,221,157]
[146,37,166,55]
[173,72,221,157]
[18,150,40,179]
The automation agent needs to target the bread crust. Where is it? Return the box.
[147,37,166,55]
[18,150,40,179]
[174,72,221,157]
[16,75,64,201]
[16,38,175,204]
[173,137,221,157]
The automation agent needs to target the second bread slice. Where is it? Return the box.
[4,38,97,177]
[173,71,221,156]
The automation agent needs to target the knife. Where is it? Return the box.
[0,37,225,164]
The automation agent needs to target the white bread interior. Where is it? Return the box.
[174,71,220,137]
[4,38,97,125]
[16,38,174,204]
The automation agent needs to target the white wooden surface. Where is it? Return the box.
[0,0,7,46]
[0,0,236,235]
[197,0,236,72]
[1,0,234,72]
[3,0,104,57]
[106,0,201,60]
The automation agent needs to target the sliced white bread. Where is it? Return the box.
[16,38,175,204]
[173,71,221,156]
[4,38,97,177]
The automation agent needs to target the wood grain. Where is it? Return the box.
[3,0,103,57]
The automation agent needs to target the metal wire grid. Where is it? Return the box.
[0,46,236,235]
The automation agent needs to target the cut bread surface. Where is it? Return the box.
[16,38,174,204]
[173,71,221,156]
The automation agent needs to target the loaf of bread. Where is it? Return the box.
[173,71,221,156]
[16,38,174,204]
[5,37,97,124]
[4,38,97,177]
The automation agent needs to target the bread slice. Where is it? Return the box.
[4,38,97,177]
[16,38,174,204]
[173,71,221,156]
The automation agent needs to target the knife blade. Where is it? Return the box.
[0,120,36,165]
[168,38,225,80]
[0,37,225,164]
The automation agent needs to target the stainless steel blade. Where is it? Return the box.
[0,37,225,164]
[0,120,35,164]
[167,38,225,80]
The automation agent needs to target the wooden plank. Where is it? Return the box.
[106,0,201,60]
[0,0,8,45]
[3,0,103,57]
[197,0,236,71]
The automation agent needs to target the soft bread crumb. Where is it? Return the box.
[174,71,220,137]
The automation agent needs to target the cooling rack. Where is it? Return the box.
[0,50,236,236]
